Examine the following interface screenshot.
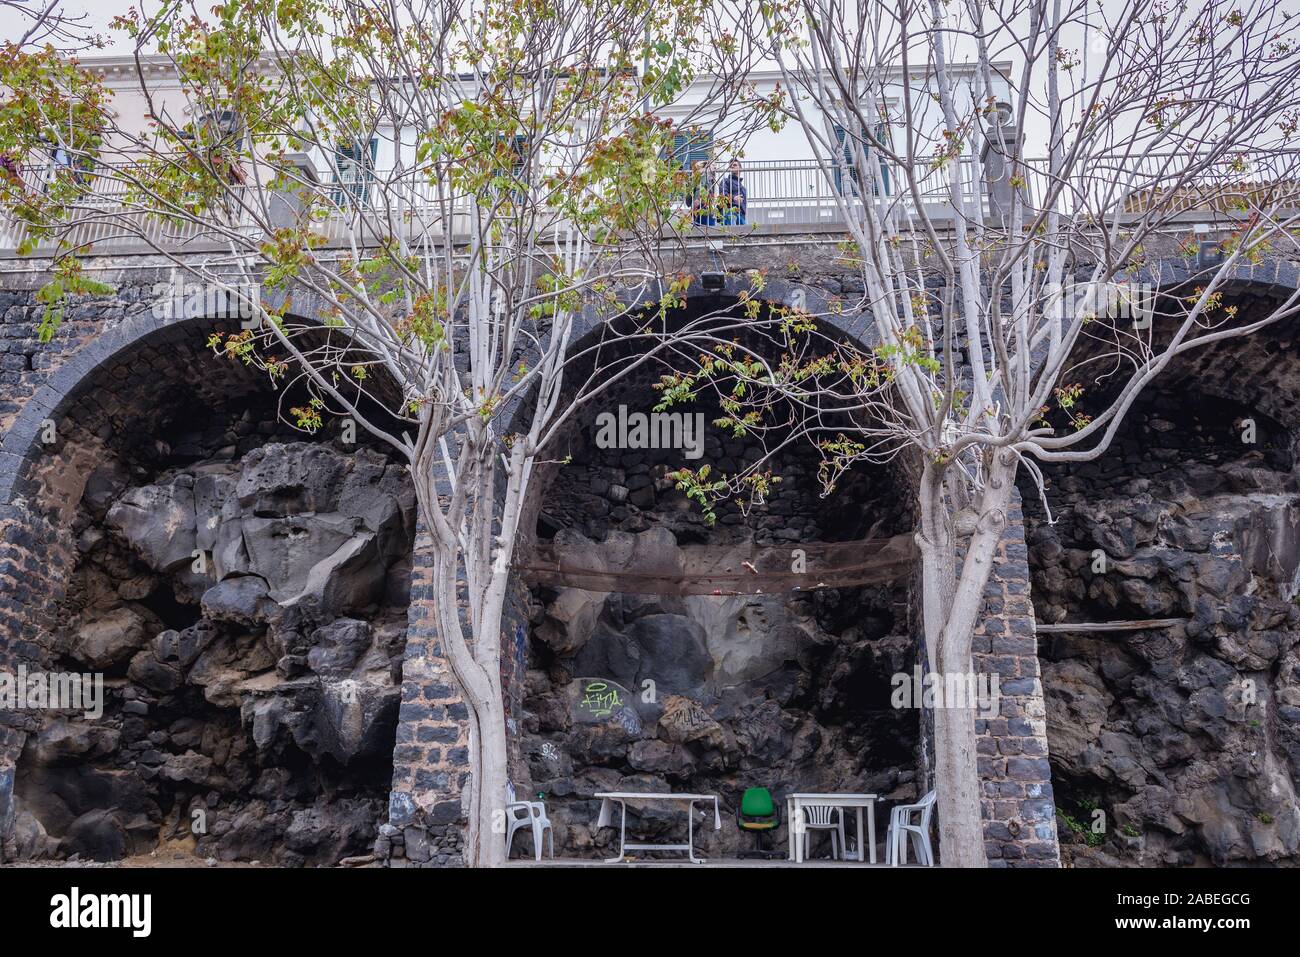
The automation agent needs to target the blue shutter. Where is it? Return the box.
[511,134,529,179]
[833,124,889,197]
[332,137,377,207]
[670,130,711,168]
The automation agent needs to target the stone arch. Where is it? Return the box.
[377,274,916,865]
[502,274,908,541]
[1023,261,1300,866]
[479,273,1057,864]
[1,307,259,857]
[496,273,880,443]
[0,299,418,864]
[0,309,270,675]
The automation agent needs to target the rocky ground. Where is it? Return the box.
[1025,392,1300,866]
[13,439,415,866]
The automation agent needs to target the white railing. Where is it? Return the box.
[735,156,988,228]
[0,164,259,253]
[1018,150,1300,219]
[3,151,1295,255]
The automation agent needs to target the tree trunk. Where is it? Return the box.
[434,609,510,868]
[408,433,531,868]
[471,697,510,867]
[432,574,512,868]
[917,456,1017,867]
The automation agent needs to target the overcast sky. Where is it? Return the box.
[1,0,125,48]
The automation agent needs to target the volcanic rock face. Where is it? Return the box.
[1025,393,1300,866]
[15,441,414,866]
[522,571,917,857]
[514,394,920,859]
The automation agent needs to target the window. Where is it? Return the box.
[195,111,245,185]
[200,110,244,151]
[506,134,530,187]
[665,128,713,207]
[832,123,890,197]
[43,142,93,189]
[669,129,712,169]
[331,137,378,207]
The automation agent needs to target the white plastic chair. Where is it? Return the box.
[800,804,846,861]
[505,783,554,861]
[886,790,936,866]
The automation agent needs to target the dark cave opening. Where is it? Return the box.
[12,349,416,866]
[510,339,923,859]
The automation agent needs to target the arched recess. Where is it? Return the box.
[434,276,1056,863]
[1021,260,1300,866]
[1,310,254,852]
[0,303,418,865]
[375,274,902,862]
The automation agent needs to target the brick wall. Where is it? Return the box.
[973,490,1060,866]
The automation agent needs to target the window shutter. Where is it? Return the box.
[670,130,711,168]
[332,137,377,207]
[833,123,890,197]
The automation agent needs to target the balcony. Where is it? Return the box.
[1,152,1295,256]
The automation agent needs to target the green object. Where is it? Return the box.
[736,787,783,859]
[741,787,775,819]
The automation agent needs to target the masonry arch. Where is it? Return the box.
[0,302,418,865]
[1021,261,1300,866]
[493,277,930,859]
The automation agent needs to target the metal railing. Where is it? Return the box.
[729,156,988,228]
[2,150,1295,255]
[0,163,257,253]
[1018,150,1300,219]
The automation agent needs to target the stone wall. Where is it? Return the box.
[0,246,1078,866]
[380,531,471,867]
[973,491,1059,866]
[1025,384,1300,866]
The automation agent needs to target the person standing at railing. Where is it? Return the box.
[0,153,19,188]
[690,160,716,226]
[716,159,747,226]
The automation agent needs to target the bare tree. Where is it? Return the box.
[0,0,776,866]
[659,0,1300,866]
[2,0,97,50]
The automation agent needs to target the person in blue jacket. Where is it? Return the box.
[716,159,748,226]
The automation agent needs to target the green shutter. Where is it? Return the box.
[833,123,889,197]
[332,137,376,206]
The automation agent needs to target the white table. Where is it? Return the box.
[786,793,878,863]
[594,792,721,863]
